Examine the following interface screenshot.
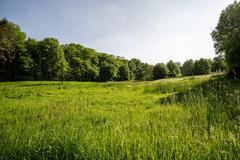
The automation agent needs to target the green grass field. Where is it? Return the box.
[0,74,240,159]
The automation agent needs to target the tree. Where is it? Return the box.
[81,47,99,65]
[25,38,41,79]
[211,55,227,72]
[211,1,240,77]
[38,38,68,80]
[14,42,33,80]
[99,61,117,81]
[143,64,153,80]
[63,43,83,65]
[64,44,81,80]
[128,60,136,80]
[69,57,85,80]
[153,63,169,79]
[83,60,99,81]
[129,58,145,80]
[0,18,27,81]
[193,58,211,75]
[117,63,130,81]
[98,53,118,81]
[63,43,99,81]
[181,59,194,76]
[166,60,180,77]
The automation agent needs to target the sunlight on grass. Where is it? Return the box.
[0,75,239,159]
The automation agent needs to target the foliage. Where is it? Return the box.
[143,64,154,80]
[211,55,227,72]
[0,18,27,81]
[153,63,169,79]
[128,59,137,80]
[63,44,99,81]
[129,58,145,80]
[181,59,194,76]
[38,38,68,80]
[0,18,232,82]
[211,1,240,76]
[117,63,130,81]
[193,58,212,75]
[166,60,180,77]
[97,53,117,81]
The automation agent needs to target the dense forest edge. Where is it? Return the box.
[1,1,240,82]
[0,17,227,82]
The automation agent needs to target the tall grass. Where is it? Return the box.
[0,75,239,159]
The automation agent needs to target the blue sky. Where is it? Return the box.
[0,0,235,64]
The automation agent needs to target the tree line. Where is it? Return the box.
[0,17,233,82]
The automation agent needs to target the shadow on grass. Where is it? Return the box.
[159,75,240,123]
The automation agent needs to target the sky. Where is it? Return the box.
[0,0,236,64]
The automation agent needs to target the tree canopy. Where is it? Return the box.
[181,59,194,76]
[211,1,240,77]
[0,18,231,82]
[0,18,27,81]
[153,63,169,80]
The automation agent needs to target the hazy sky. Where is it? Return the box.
[0,0,236,64]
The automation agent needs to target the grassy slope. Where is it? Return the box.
[0,74,239,159]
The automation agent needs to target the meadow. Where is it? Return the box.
[0,74,240,159]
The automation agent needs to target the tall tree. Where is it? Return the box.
[181,59,194,76]
[211,1,240,77]
[153,63,169,79]
[25,38,41,80]
[211,55,227,72]
[98,53,118,81]
[129,58,145,80]
[117,63,130,81]
[143,64,154,80]
[63,43,99,81]
[38,38,68,80]
[0,18,28,81]
[83,60,99,81]
[81,47,99,65]
[128,60,137,80]
[166,60,180,77]
[193,58,211,75]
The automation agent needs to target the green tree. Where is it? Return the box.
[129,58,145,80]
[99,62,117,81]
[128,60,136,80]
[211,1,240,77]
[211,55,227,72]
[117,63,130,81]
[63,43,83,64]
[69,57,85,81]
[25,38,41,79]
[83,60,99,81]
[14,43,33,80]
[193,58,211,75]
[81,47,99,65]
[166,60,180,77]
[181,59,194,76]
[116,57,130,81]
[63,43,99,81]
[142,63,153,80]
[38,38,68,80]
[0,18,28,81]
[98,53,118,81]
[64,43,84,80]
[153,63,169,79]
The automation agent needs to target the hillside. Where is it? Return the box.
[0,74,239,159]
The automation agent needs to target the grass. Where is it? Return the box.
[0,74,240,159]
